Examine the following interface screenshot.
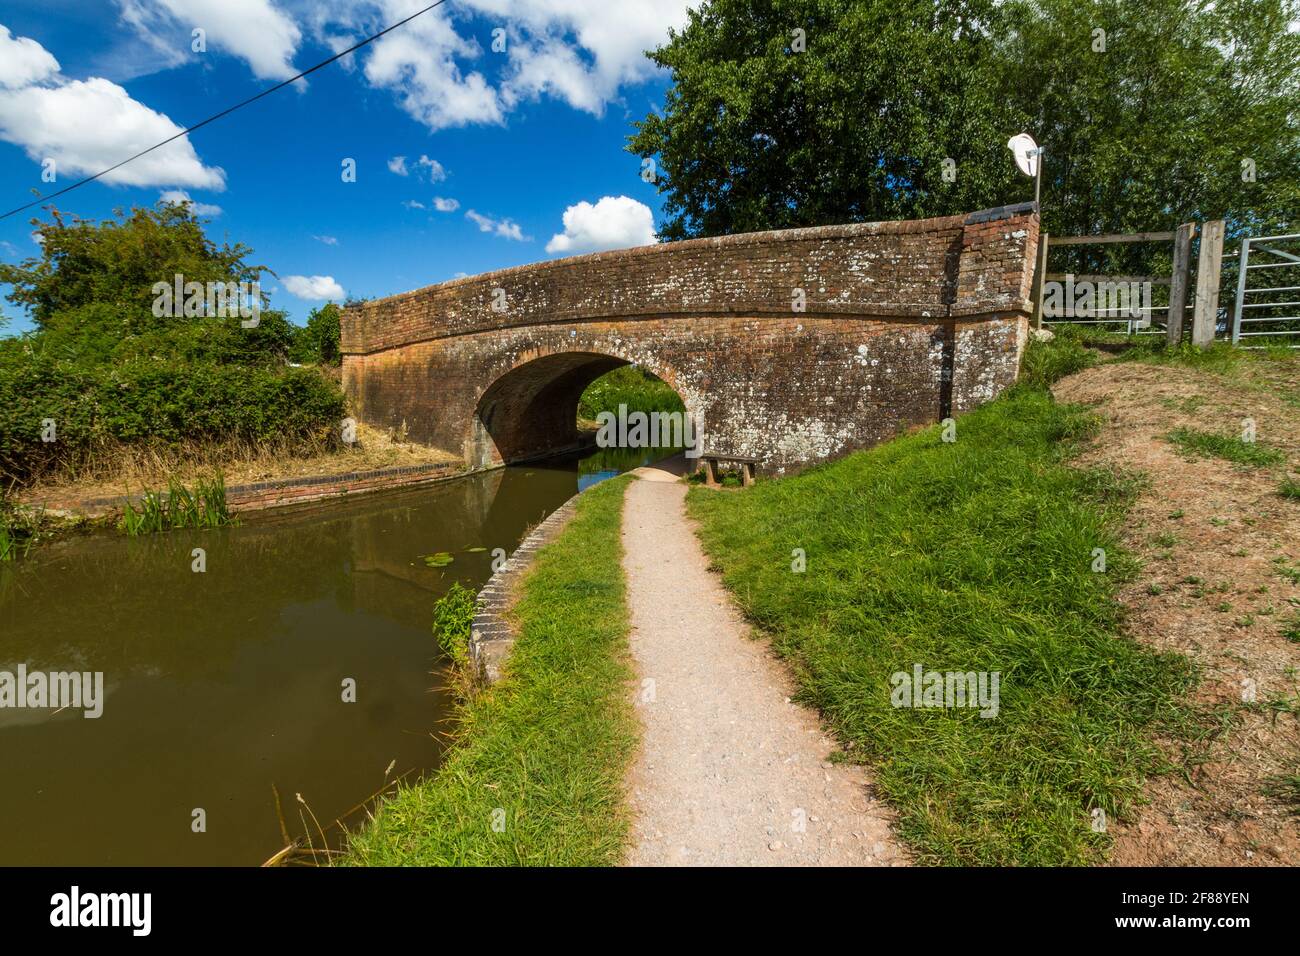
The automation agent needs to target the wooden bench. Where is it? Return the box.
[698,454,759,488]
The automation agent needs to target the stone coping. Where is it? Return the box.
[24,459,463,516]
[355,202,1038,313]
[468,491,582,685]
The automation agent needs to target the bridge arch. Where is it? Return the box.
[468,347,698,470]
[342,204,1040,474]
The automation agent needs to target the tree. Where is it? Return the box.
[630,0,1300,247]
[997,0,1299,242]
[0,202,263,331]
[0,201,297,366]
[290,303,342,366]
[630,0,1016,240]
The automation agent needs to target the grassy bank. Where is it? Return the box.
[686,365,1197,865]
[343,475,637,865]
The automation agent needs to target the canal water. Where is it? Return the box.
[0,446,669,865]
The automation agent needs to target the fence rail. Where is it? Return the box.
[1034,224,1201,340]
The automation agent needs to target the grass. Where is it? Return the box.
[342,475,638,865]
[118,474,233,535]
[1282,615,1300,644]
[1165,427,1287,469]
[1264,773,1300,815]
[685,380,1195,866]
[1274,557,1300,585]
[1019,330,1096,389]
[1279,476,1300,500]
[0,495,46,561]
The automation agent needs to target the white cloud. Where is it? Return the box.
[283,274,345,300]
[159,189,222,216]
[402,199,425,209]
[0,25,60,88]
[546,196,656,254]
[117,0,301,81]
[0,75,225,189]
[361,2,504,131]
[432,196,459,212]
[0,26,223,190]
[465,209,527,241]
[470,1,694,117]
[313,234,339,245]
[305,1,694,132]
[416,154,446,181]
[388,155,409,175]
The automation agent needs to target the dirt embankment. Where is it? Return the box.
[1054,358,1300,866]
[15,422,461,514]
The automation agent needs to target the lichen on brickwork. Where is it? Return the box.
[342,205,1039,474]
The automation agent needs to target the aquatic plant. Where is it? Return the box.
[119,474,234,535]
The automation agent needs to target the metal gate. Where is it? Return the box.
[1232,232,1300,348]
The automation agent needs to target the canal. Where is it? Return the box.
[0,447,667,865]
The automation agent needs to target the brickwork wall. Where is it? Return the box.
[343,204,1039,474]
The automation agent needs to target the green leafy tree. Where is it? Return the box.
[0,202,264,331]
[0,202,345,484]
[0,201,290,365]
[289,303,342,366]
[997,0,1299,242]
[630,0,1016,240]
[630,0,1300,248]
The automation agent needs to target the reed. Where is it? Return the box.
[0,497,40,561]
[119,474,234,535]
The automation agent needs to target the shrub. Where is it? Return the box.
[0,352,346,483]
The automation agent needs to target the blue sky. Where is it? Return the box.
[0,1,694,334]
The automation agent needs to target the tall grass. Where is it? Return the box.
[686,385,1195,865]
[0,496,41,561]
[119,474,233,535]
[1019,331,1096,389]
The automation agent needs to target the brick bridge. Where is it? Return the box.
[341,202,1040,474]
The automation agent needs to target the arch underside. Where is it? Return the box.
[470,351,631,469]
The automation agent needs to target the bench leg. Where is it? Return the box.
[704,459,719,487]
[742,462,755,487]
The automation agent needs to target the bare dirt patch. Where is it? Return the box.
[1054,359,1300,866]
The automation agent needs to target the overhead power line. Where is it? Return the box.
[0,0,450,221]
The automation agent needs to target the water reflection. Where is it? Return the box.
[0,449,645,865]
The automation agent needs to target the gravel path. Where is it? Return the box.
[621,457,903,866]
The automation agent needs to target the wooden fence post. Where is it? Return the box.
[1033,232,1049,329]
[1191,219,1225,347]
[1166,222,1195,345]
